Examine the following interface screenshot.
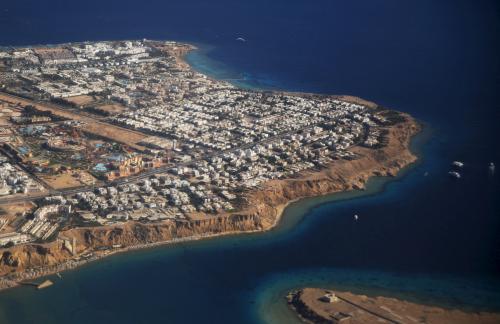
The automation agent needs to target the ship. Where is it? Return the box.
[452,161,464,168]
[448,171,461,178]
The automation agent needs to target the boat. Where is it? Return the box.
[448,171,461,178]
[452,161,464,168]
[489,162,495,174]
[236,37,246,42]
[354,214,359,221]
[56,272,62,279]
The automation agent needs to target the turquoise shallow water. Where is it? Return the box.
[185,44,283,91]
[256,269,500,324]
[0,117,499,324]
[0,0,499,323]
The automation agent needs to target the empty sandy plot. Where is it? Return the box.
[39,171,96,189]
[95,103,126,114]
[65,95,95,106]
[0,202,35,233]
[0,202,35,218]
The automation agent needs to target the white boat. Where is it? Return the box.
[354,214,359,221]
[489,162,495,174]
[448,171,461,178]
[452,161,464,168]
[236,37,246,42]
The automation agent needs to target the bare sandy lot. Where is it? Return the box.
[65,95,95,106]
[39,171,96,189]
[95,103,126,115]
[0,202,35,233]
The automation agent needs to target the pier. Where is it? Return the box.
[20,279,54,290]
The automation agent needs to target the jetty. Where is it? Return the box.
[20,279,54,290]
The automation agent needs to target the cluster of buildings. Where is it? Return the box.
[0,40,393,247]
[0,202,71,247]
[104,155,163,181]
[19,203,71,241]
[0,232,31,246]
[0,40,195,101]
[0,155,42,195]
[71,174,233,224]
[112,91,372,151]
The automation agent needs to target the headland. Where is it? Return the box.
[0,40,420,290]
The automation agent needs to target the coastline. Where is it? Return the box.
[0,42,422,292]
[0,200,292,292]
[1,2,498,323]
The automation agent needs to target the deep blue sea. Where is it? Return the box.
[0,1,499,323]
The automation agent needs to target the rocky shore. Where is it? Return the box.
[0,103,420,291]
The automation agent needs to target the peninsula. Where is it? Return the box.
[287,288,500,323]
[0,40,419,289]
